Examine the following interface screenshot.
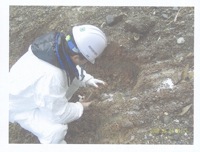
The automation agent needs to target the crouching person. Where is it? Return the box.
[9,25,107,144]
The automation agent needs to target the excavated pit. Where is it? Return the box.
[81,41,140,95]
[9,6,194,144]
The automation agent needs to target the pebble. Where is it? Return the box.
[162,14,169,19]
[184,132,188,136]
[133,33,141,41]
[162,115,171,124]
[164,112,169,116]
[174,119,180,123]
[174,129,179,133]
[130,135,135,140]
[177,37,185,44]
[130,97,138,101]
[106,15,115,26]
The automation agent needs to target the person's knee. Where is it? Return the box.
[51,124,68,144]
[39,124,68,144]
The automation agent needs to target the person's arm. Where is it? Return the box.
[76,65,106,88]
[34,72,83,124]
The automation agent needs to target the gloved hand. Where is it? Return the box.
[86,78,106,88]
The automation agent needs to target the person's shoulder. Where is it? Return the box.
[46,64,66,79]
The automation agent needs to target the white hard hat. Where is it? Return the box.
[72,25,107,64]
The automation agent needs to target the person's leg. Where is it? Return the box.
[17,110,68,144]
[38,123,68,144]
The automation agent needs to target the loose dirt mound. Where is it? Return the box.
[9,6,194,144]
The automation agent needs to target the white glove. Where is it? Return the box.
[86,78,106,88]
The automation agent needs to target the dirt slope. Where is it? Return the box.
[9,6,194,144]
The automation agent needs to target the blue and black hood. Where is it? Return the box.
[31,32,79,85]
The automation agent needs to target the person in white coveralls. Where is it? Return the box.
[9,25,107,144]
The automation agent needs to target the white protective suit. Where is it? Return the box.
[9,46,94,144]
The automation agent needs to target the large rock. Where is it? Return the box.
[106,14,123,26]
[124,15,156,34]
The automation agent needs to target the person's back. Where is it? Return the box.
[9,46,67,120]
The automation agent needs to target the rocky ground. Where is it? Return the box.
[9,6,194,144]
